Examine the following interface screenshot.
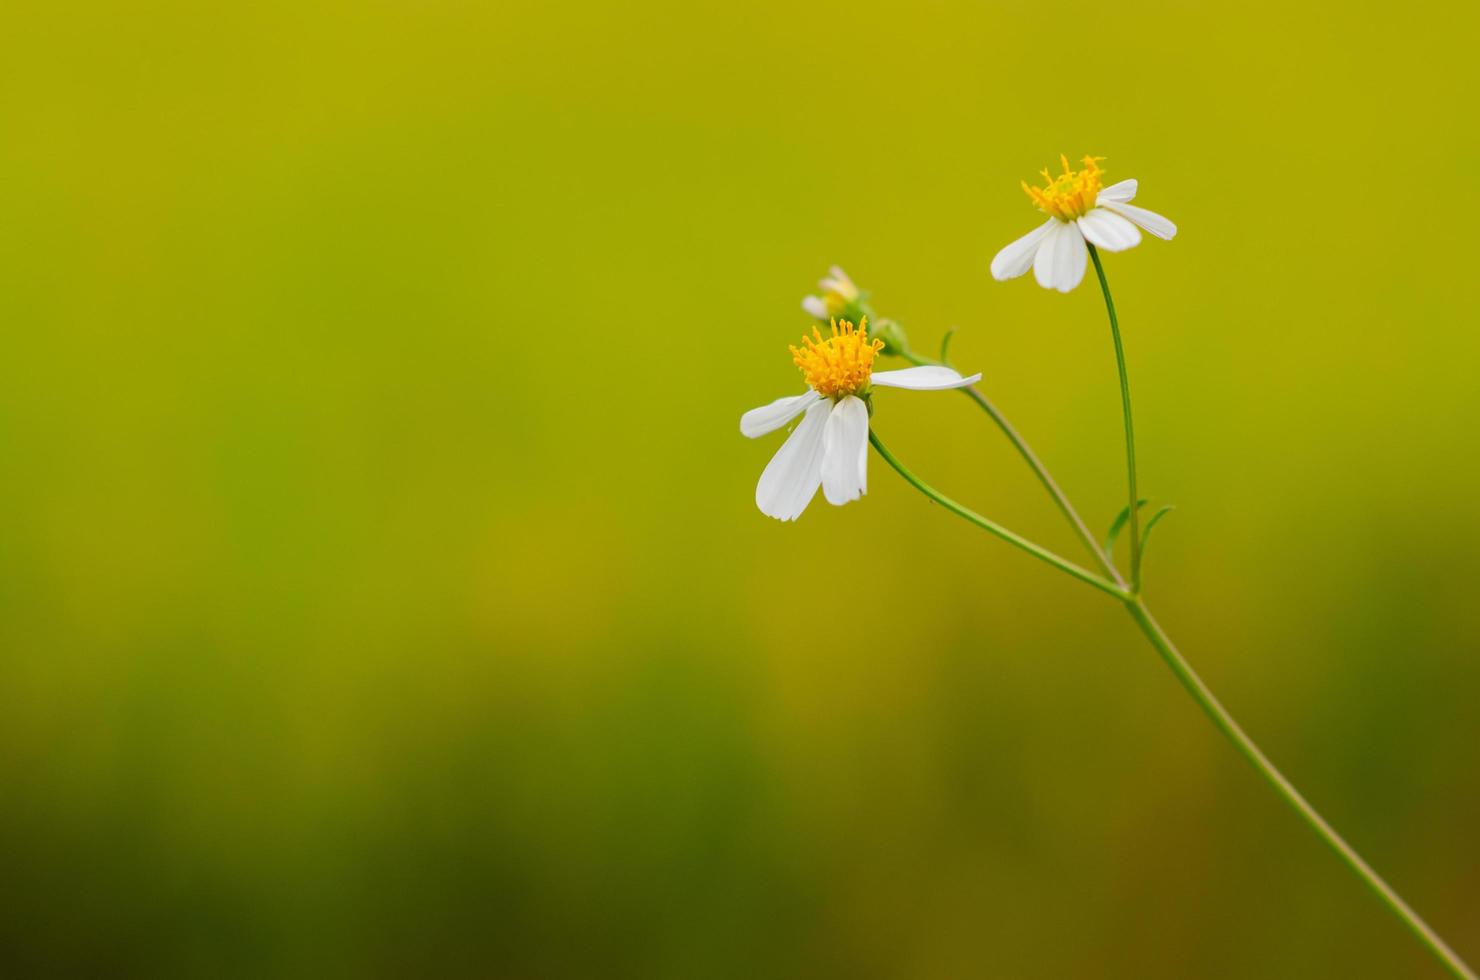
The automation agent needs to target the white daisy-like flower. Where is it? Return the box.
[801,265,862,321]
[741,318,981,521]
[990,155,1177,293]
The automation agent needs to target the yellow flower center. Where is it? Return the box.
[791,318,884,399]
[1022,154,1105,221]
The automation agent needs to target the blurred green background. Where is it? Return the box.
[2,1,1478,976]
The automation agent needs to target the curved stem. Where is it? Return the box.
[871,433,1475,979]
[858,276,1471,975]
[1087,256,1470,975]
[868,431,1129,601]
[898,349,1126,589]
[1087,244,1143,591]
[1124,600,1477,980]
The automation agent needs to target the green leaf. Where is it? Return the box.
[1132,505,1175,581]
[1104,499,1149,557]
[939,328,957,367]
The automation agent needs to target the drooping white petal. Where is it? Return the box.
[871,365,982,390]
[1034,221,1088,293]
[801,296,828,319]
[740,389,819,438]
[1054,222,1088,292]
[755,400,829,521]
[821,395,869,506]
[991,220,1055,281]
[1098,179,1137,204]
[1077,208,1142,253]
[1032,221,1067,289]
[1101,201,1177,240]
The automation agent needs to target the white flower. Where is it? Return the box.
[801,265,862,321]
[991,156,1177,293]
[741,319,981,521]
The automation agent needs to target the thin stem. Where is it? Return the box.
[1086,257,1471,975]
[898,350,1126,589]
[868,430,1130,601]
[1088,244,1143,591]
[1124,600,1477,980]
[861,272,1471,975]
[871,434,1475,978]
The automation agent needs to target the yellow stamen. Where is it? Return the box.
[791,318,884,399]
[1022,154,1106,221]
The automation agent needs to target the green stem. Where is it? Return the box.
[1088,244,1143,591]
[872,435,1477,980]
[868,431,1129,601]
[1124,600,1477,980]
[897,349,1126,589]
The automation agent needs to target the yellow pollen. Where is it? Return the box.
[790,318,885,399]
[1022,154,1106,221]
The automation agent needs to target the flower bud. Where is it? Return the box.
[800,265,867,324]
[870,318,909,357]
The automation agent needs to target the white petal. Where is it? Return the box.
[801,296,828,319]
[755,400,829,521]
[1034,222,1088,293]
[1077,208,1142,253]
[740,389,819,438]
[1032,222,1064,289]
[1101,201,1177,240]
[1053,223,1088,292]
[821,396,869,506]
[871,365,982,390]
[991,220,1055,281]
[1098,179,1137,204]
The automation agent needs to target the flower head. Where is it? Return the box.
[1023,155,1105,221]
[801,265,864,322]
[791,319,884,398]
[741,317,982,521]
[991,156,1177,293]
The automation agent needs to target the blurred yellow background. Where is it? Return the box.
[2,1,1478,976]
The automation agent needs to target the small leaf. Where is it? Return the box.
[1133,505,1176,582]
[939,328,957,368]
[1104,499,1149,556]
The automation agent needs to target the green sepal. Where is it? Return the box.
[939,328,957,368]
[1105,498,1149,557]
[1132,505,1175,582]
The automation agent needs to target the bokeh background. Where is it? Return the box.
[2,1,1478,976]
